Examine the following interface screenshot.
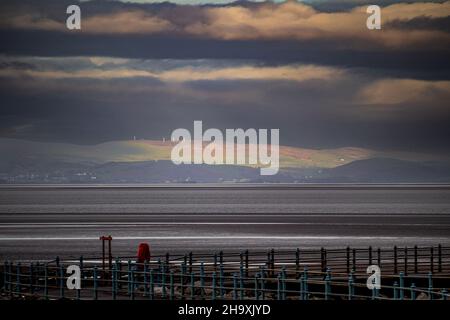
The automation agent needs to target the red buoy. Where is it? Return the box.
[137,243,151,264]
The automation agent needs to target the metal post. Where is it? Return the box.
[219,265,224,298]
[144,261,148,297]
[200,262,205,300]
[44,263,48,300]
[233,273,237,300]
[348,278,353,300]
[162,262,166,299]
[394,246,398,274]
[277,273,281,300]
[369,246,372,265]
[93,267,98,300]
[325,275,330,300]
[430,246,434,273]
[181,262,186,298]
[428,272,433,300]
[271,249,275,276]
[410,283,416,300]
[108,237,112,271]
[3,261,8,292]
[239,268,244,300]
[150,269,154,300]
[303,267,308,300]
[16,263,21,296]
[112,264,117,300]
[404,247,408,275]
[245,250,249,278]
[170,271,174,300]
[414,245,418,274]
[399,272,404,300]
[190,272,195,300]
[378,248,381,267]
[352,248,356,272]
[130,267,135,300]
[393,281,398,300]
[59,265,64,299]
[299,275,304,300]
[296,248,300,275]
[212,272,216,300]
[254,273,259,300]
[29,263,34,294]
[438,244,442,273]
[346,246,350,274]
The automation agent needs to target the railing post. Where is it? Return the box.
[127,260,132,295]
[44,263,48,300]
[428,272,433,300]
[441,289,447,300]
[399,272,404,300]
[352,248,356,272]
[324,274,330,300]
[219,264,224,299]
[245,250,249,278]
[200,262,205,300]
[377,248,381,268]
[59,265,64,299]
[29,263,34,294]
[112,264,117,300]
[260,266,265,300]
[143,261,148,297]
[393,281,398,300]
[303,267,308,300]
[430,246,434,273]
[276,273,281,300]
[414,245,418,274]
[161,262,166,299]
[150,269,154,300]
[369,246,372,265]
[295,248,300,276]
[346,246,350,274]
[233,273,237,300]
[410,283,416,300]
[16,263,21,296]
[348,278,353,300]
[239,267,244,300]
[181,262,186,298]
[254,273,259,301]
[438,244,442,273]
[404,247,408,275]
[394,246,398,274]
[320,247,325,272]
[212,272,216,300]
[190,272,195,300]
[93,266,98,300]
[130,266,135,300]
[189,252,193,274]
[299,275,304,300]
[271,249,275,276]
[170,270,174,300]
[3,261,8,292]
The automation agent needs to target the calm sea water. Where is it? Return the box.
[1,185,449,260]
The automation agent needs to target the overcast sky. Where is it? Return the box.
[0,0,449,155]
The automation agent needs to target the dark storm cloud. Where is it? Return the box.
[0,56,449,152]
[0,0,449,154]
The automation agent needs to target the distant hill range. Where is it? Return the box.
[0,138,449,183]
